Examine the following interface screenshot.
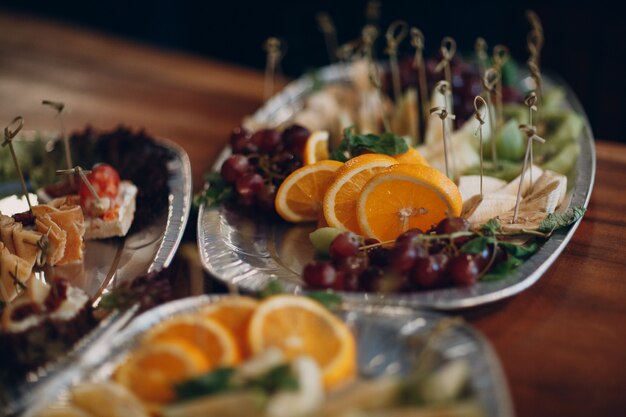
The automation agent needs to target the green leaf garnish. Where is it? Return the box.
[481,255,524,282]
[307,291,342,311]
[330,127,408,162]
[174,364,298,403]
[259,281,284,298]
[539,206,586,233]
[498,241,539,259]
[175,368,236,401]
[481,218,502,236]
[193,171,234,209]
[460,236,495,254]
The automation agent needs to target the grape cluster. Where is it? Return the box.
[303,217,505,294]
[220,125,310,213]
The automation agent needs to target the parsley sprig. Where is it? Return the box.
[330,127,408,162]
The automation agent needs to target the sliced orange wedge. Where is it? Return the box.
[323,153,398,233]
[357,163,462,241]
[141,315,240,367]
[115,339,208,404]
[247,295,356,389]
[200,296,259,359]
[303,131,330,165]
[394,146,429,166]
[275,159,343,223]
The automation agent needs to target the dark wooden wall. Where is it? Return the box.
[2,0,624,142]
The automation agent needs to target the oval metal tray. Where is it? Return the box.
[0,136,192,300]
[198,64,595,310]
[23,295,514,417]
[0,135,192,415]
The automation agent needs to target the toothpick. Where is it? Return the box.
[474,96,488,198]
[2,116,31,212]
[524,92,538,188]
[56,166,101,203]
[263,37,286,101]
[513,124,545,223]
[316,13,338,64]
[362,25,391,132]
[526,11,544,122]
[435,37,457,97]
[492,45,510,128]
[365,0,381,26]
[482,68,499,168]
[385,20,408,101]
[411,28,429,138]
[474,37,488,85]
[337,39,360,78]
[430,81,456,180]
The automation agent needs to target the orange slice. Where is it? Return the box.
[141,315,240,367]
[247,295,356,389]
[275,160,343,223]
[115,339,208,404]
[394,146,429,166]
[303,131,330,165]
[323,154,398,233]
[200,296,259,359]
[357,163,462,242]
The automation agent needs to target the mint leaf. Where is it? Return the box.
[193,171,234,209]
[498,241,539,259]
[461,236,495,254]
[330,127,408,161]
[259,281,284,298]
[245,364,299,394]
[307,291,342,311]
[481,255,524,282]
[539,206,586,233]
[175,368,235,401]
[481,218,501,236]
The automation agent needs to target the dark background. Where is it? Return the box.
[2,0,624,142]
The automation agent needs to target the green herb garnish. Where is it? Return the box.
[193,171,234,209]
[539,206,586,233]
[307,291,342,311]
[330,127,408,162]
[174,364,298,403]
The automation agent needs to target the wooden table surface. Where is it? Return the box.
[1,10,625,417]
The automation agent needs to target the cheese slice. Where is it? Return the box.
[84,182,137,240]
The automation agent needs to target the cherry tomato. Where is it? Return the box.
[79,164,120,216]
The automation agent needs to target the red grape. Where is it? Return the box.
[229,127,253,154]
[236,173,264,197]
[388,243,420,274]
[411,254,446,289]
[282,124,310,156]
[221,154,251,183]
[447,254,480,286]
[253,129,282,153]
[257,183,277,212]
[329,232,360,260]
[303,261,344,290]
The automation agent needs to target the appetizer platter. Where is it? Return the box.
[0,123,192,412]
[26,294,513,417]
[198,14,594,309]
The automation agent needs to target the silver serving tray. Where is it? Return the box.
[0,136,191,415]
[23,295,514,417]
[198,64,595,310]
[0,136,192,300]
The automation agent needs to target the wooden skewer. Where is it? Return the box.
[362,25,391,132]
[492,44,510,128]
[56,166,101,203]
[385,20,409,102]
[475,37,489,88]
[365,0,381,26]
[482,68,499,168]
[411,28,429,139]
[524,92,539,188]
[263,37,286,101]
[513,124,545,223]
[2,116,31,212]
[316,12,338,64]
[430,81,456,180]
[435,37,457,97]
[474,96,488,198]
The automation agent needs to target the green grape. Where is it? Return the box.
[542,143,580,176]
[309,227,345,256]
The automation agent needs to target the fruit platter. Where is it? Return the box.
[197,17,594,309]
[0,125,192,412]
[26,294,513,417]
